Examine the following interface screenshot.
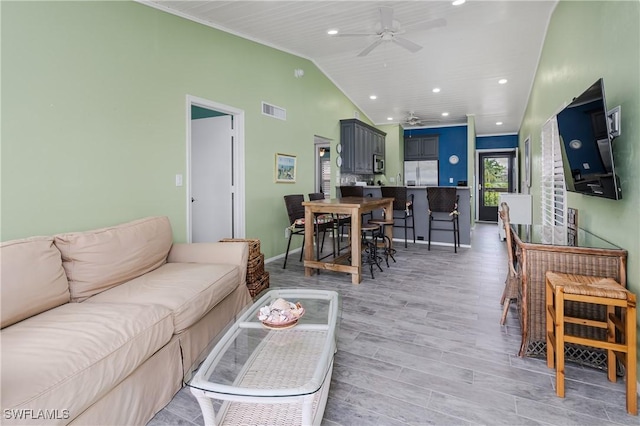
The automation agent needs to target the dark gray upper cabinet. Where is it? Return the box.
[404,135,439,160]
[340,119,386,174]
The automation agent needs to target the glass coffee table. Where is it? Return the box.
[187,289,340,426]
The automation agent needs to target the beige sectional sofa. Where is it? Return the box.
[1,216,252,425]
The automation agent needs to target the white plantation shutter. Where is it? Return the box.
[541,116,566,226]
[321,158,331,196]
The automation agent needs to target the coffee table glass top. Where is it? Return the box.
[187,289,340,398]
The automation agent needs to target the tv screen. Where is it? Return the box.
[556,78,622,200]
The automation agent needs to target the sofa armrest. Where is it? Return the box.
[167,242,249,285]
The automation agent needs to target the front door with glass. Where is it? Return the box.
[478,152,516,222]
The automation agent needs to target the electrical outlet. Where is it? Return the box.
[389,177,395,183]
[285,228,290,239]
[449,178,454,183]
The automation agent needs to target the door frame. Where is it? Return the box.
[475,148,518,222]
[186,95,245,242]
[314,135,331,197]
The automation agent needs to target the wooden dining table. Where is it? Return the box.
[301,196,394,284]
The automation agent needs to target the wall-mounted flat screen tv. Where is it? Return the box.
[556,78,621,200]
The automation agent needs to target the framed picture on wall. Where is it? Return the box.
[275,153,297,183]
[524,137,531,189]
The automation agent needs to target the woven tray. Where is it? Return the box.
[247,272,269,298]
[219,238,261,259]
[247,253,265,283]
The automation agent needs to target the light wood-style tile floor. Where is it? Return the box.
[149,223,638,425]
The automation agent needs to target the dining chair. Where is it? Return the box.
[426,187,460,252]
[282,194,333,269]
[499,202,519,325]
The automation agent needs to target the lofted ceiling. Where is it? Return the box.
[142,1,557,135]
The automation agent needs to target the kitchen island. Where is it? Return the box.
[341,186,472,247]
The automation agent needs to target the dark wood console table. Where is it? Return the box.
[511,225,627,367]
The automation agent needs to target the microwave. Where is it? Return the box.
[373,154,384,174]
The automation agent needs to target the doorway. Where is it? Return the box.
[477,150,517,222]
[314,136,331,198]
[187,95,245,242]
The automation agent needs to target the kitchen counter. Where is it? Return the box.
[337,186,471,247]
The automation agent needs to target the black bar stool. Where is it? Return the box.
[426,187,460,253]
[368,217,396,267]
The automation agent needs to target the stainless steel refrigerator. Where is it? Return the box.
[404,160,439,186]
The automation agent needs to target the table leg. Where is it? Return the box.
[304,206,315,277]
[351,207,362,284]
[384,200,393,250]
[190,387,218,426]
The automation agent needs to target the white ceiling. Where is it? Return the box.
[142,1,557,135]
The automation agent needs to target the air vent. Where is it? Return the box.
[262,102,286,120]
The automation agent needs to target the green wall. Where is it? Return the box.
[519,0,639,355]
[1,1,368,259]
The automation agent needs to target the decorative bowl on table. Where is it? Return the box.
[258,298,304,329]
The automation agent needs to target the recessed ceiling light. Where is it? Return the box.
[442,112,449,117]
[496,121,503,126]
[498,78,508,84]
[327,29,338,35]
[387,117,393,121]
[452,0,466,6]
[369,95,377,100]
[432,88,441,93]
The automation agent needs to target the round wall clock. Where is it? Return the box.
[449,155,459,165]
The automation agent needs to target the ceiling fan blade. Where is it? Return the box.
[379,6,394,30]
[405,17,447,32]
[335,32,377,37]
[357,39,383,57]
[393,37,423,53]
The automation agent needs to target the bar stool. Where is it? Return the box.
[545,271,637,415]
[348,222,382,279]
[380,186,415,248]
[368,217,396,267]
[426,187,460,253]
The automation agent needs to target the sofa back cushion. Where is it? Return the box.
[0,236,70,328]
[54,216,173,302]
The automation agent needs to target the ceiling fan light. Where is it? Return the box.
[369,95,377,100]
[498,78,508,84]
[387,117,393,121]
[442,112,449,117]
[496,121,503,126]
[327,29,338,35]
[432,88,441,93]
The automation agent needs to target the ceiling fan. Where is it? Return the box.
[403,112,424,126]
[334,6,446,57]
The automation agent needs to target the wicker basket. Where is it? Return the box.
[248,271,269,298]
[247,253,265,283]
[219,238,261,259]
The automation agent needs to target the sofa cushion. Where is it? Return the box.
[0,302,173,421]
[85,262,240,333]
[0,236,70,328]
[54,216,173,302]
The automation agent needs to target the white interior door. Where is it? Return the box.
[191,115,233,242]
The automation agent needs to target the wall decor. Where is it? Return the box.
[275,153,297,183]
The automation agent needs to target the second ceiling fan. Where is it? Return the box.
[335,6,446,57]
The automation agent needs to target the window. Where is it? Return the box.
[540,117,566,226]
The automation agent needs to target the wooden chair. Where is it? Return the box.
[545,271,637,415]
[499,202,519,325]
[380,186,415,248]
